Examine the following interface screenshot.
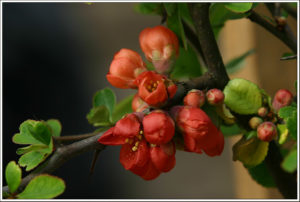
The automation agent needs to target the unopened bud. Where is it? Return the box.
[258,107,268,118]
[206,89,224,106]
[257,122,277,142]
[184,89,205,108]
[272,89,293,112]
[249,117,263,129]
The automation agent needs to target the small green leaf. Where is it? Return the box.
[17,174,65,199]
[247,161,276,187]
[220,124,241,137]
[93,88,116,117]
[18,151,45,171]
[225,49,255,74]
[46,119,62,137]
[224,78,262,114]
[277,124,289,144]
[278,106,296,119]
[245,131,257,140]
[209,3,250,38]
[28,122,52,145]
[112,94,134,123]
[224,3,253,13]
[286,111,297,140]
[87,105,111,127]
[233,136,269,167]
[12,120,45,145]
[5,161,22,193]
[171,46,202,80]
[281,148,297,173]
[163,3,176,16]
[16,145,48,155]
[134,3,163,15]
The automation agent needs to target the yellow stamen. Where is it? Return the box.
[128,139,134,144]
[150,144,156,147]
[125,138,129,143]
[138,135,142,140]
[139,130,143,135]
[135,141,140,147]
[153,83,157,87]
[132,146,138,151]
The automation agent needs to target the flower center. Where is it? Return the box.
[125,130,144,152]
[146,80,160,92]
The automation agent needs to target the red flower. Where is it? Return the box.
[139,26,179,74]
[184,89,205,108]
[272,89,293,112]
[175,106,224,156]
[143,110,175,144]
[132,93,149,112]
[98,112,176,180]
[106,48,147,89]
[206,89,224,106]
[134,71,177,107]
[257,121,277,142]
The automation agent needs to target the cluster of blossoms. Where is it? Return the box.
[249,89,294,142]
[98,25,224,180]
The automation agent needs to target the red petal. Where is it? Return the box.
[150,142,176,172]
[167,84,177,99]
[114,114,141,138]
[119,140,149,170]
[97,127,126,145]
[183,134,202,154]
[106,74,131,89]
[203,130,225,157]
[140,161,161,180]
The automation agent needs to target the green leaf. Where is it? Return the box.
[93,88,116,117]
[16,144,48,155]
[286,111,297,140]
[281,148,297,173]
[224,78,262,114]
[17,174,65,199]
[46,119,62,137]
[28,122,52,145]
[224,3,253,13]
[112,94,134,123]
[166,6,187,50]
[134,3,163,15]
[18,151,45,171]
[5,161,22,193]
[178,3,194,26]
[277,124,289,144]
[220,124,241,137]
[209,3,251,38]
[225,49,255,74]
[170,46,202,80]
[245,131,257,140]
[247,161,276,187]
[87,105,111,127]
[163,3,176,16]
[12,120,45,145]
[278,106,296,119]
[233,136,269,167]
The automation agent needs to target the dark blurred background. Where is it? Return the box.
[2,2,297,199]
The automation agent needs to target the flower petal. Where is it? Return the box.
[98,127,126,145]
[114,114,141,138]
[150,142,176,172]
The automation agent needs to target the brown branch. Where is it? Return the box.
[3,132,106,193]
[53,132,98,142]
[248,11,297,53]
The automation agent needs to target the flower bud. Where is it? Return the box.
[257,122,277,142]
[258,107,268,118]
[249,117,263,130]
[184,89,205,108]
[206,89,224,106]
[143,110,175,144]
[272,89,293,112]
[106,48,147,89]
[150,141,176,172]
[139,26,179,74]
[132,94,149,112]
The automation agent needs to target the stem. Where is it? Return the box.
[3,132,106,193]
[53,132,98,142]
[188,3,229,90]
[265,141,297,199]
[248,11,297,53]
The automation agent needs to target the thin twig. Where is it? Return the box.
[3,132,106,193]
[53,132,98,142]
[248,11,297,53]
